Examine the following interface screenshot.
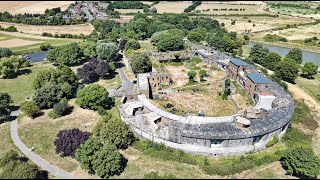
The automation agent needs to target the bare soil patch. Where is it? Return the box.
[153,1,192,14]
[0,22,94,36]
[0,39,43,48]
[0,1,74,15]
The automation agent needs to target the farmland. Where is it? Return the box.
[153,1,192,14]
[0,1,74,15]
[196,2,262,15]
[0,22,94,36]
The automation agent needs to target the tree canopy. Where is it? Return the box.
[274,58,300,83]
[302,62,318,79]
[0,93,12,122]
[96,43,119,62]
[130,53,152,74]
[286,48,303,64]
[262,52,282,71]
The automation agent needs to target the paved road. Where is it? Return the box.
[10,110,78,179]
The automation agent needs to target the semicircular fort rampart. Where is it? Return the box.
[118,46,294,157]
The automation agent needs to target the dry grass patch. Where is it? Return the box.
[0,1,74,15]
[0,123,19,158]
[18,99,101,178]
[215,15,312,33]
[153,1,192,14]
[164,65,189,88]
[0,22,94,36]
[115,9,143,14]
[196,3,261,15]
[0,39,43,48]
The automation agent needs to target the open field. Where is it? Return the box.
[196,3,261,15]
[0,22,94,36]
[0,1,74,15]
[0,63,53,105]
[214,15,312,33]
[115,9,143,14]
[18,99,101,179]
[153,1,192,14]
[0,32,79,54]
[0,123,19,158]
[296,74,320,103]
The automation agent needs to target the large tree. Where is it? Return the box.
[286,48,303,64]
[274,58,300,83]
[262,52,282,70]
[0,93,12,122]
[130,53,152,74]
[248,44,270,64]
[77,59,114,84]
[56,43,83,65]
[54,129,92,157]
[281,147,320,179]
[20,101,40,119]
[124,39,141,51]
[79,41,98,59]
[302,62,318,79]
[76,84,111,111]
[0,47,13,58]
[96,43,119,62]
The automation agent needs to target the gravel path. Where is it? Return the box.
[10,110,78,179]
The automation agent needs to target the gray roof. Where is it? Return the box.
[247,73,270,84]
[231,58,248,67]
[138,73,150,91]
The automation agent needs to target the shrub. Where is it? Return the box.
[187,70,196,81]
[40,44,53,51]
[54,128,92,157]
[281,147,320,179]
[130,53,152,74]
[0,93,12,122]
[0,47,13,58]
[5,26,17,32]
[125,39,141,51]
[49,98,71,119]
[20,101,40,118]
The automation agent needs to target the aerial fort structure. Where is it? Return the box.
[118,45,294,157]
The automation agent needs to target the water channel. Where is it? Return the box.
[247,42,320,65]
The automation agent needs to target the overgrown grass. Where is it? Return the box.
[291,99,319,130]
[296,74,320,103]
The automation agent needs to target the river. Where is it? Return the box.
[247,42,320,65]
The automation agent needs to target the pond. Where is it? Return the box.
[247,42,320,65]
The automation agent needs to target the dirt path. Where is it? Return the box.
[287,83,320,155]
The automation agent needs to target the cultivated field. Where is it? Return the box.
[214,15,312,33]
[0,32,79,54]
[0,1,74,15]
[196,2,262,15]
[115,9,144,14]
[0,22,94,36]
[153,1,193,14]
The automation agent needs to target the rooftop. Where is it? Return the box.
[247,73,270,84]
[230,58,248,67]
[138,73,150,91]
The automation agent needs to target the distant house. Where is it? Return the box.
[151,52,176,62]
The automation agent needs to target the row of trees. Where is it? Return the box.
[248,45,318,83]
[108,1,148,9]
[0,93,12,122]
[184,1,202,13]
[208,31,245,55]
[42,32,87,39]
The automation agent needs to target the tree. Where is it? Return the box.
[56,43,83,65]
[0,150,48,179]
[262,52,282,70]
[77,59,114,84]
[156,33,184,52]
[91,142,126,178]
[0,47,12,58]
[76,84,111,111]
[130,53,152,74]
[124,39,141,51]
[40,44,53,51]
[281,147,320,179]
[248,44,270,64]
[20,101,40,119]
[96,43,119,62]
[286,48,303,64]
[187,70,196,81]
[46,48,61,62]
[75,137,103,171]
[199,69,207,82]
[49,98,71,118]
[187,31,203,42]
[54,128,92,157]
[302,62,318,79]
[33,81,72,109]
[275,58,300,83]
[0,93,12,122]
[0,55,26,78]
[79,41,97,59]
[96,116,134,149]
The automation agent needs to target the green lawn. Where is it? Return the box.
[0,32,80,54]
[0,123,19,158]
[296,74,320,103]
[0,62,53,105]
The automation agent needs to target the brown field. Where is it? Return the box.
[196,2,261,15]
[0,22,94,36]
[0,1,74,15]
[266,23,320,40]
[214,15,312,33]
[153,1,193,14]
[0,39,43,48]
